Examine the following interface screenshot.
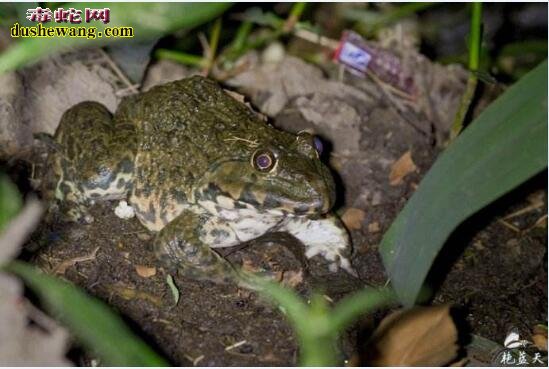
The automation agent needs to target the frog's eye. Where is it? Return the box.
[313,136,323,156]
[252,150,276,172]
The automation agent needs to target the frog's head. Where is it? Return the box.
[197,132,336,216]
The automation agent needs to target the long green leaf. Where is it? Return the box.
[380,60,548,306]
[0,2,232,73]
[0,174,22,232]
[5,261,168,366]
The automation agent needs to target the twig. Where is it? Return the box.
[498,219,521,233]
[225,340,247,351]
[283,2,307,33]
[503,202,544,220]
[155,49,205,68]
[293,28,339,49]
[52,246,100,275]
[366,70,430,135]
[204,18,222,76]
[98,49,139,94]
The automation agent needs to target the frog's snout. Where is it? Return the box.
[293,174,335,216]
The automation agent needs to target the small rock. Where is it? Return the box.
[261,42,285,64]
[114,200,135,219]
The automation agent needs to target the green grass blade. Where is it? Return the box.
[5,261,169,366]
[246,276,309,333]
[0,2,231,73]
[0,174,22,231]
[329,288,396,332]
[380,60,548,306]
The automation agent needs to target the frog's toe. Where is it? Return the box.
[329,256,358,278]
[305,242,357,277]
[63,205,94,224]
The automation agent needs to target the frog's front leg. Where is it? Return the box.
[278,216,357,276]
[154,210,239,284]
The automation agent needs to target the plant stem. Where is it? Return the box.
[230,20,253,53]
[284,2,307,33]
[449,2,483,142]
[329,288,397,332]
[468,2,482,71]
[155,48,205,67]
[205,17,222,75]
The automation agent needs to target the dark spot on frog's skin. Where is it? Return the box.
[314,202,324,214]
[234,201,247,209]
[293,203,311,215]
[141,185,152,197]
[88,166,116,190]
[209,228,230,243]
[160,192,168,209]
[116,178,125,189]
[172,189,187,204]
[198,183,222,202]
[238,187,260,208]
[262,193,281,208]
[135,204,157,223]
[160,210,170,225]
[59,182,71,195]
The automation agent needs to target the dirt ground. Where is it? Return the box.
[1,43,547,366]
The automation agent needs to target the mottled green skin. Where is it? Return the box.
[46,76,350,284]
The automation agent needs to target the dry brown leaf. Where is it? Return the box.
[532,334,547,352]
[532,325,548,351]
[108,284,162,307]
[389,150,417,186]
[368,221,380,233]
[135,265,157,278]
[341,208,366,230]
[363,305,459,366]
[53,247,99,275]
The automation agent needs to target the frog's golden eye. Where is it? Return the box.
[252,149,276,172]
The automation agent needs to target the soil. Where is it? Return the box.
[2,49,546,366]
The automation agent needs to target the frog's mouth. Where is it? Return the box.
[196,175,334,217]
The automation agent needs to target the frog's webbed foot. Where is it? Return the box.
[49,192,94,224]
[154,210,239,285]
[278,215,357,277]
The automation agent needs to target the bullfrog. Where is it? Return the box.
[44,76,354,284]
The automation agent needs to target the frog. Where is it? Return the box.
[43,75,355,285]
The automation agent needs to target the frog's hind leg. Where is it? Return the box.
[50,101,135,222]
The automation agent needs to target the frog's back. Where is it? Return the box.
[121,76,278,230]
